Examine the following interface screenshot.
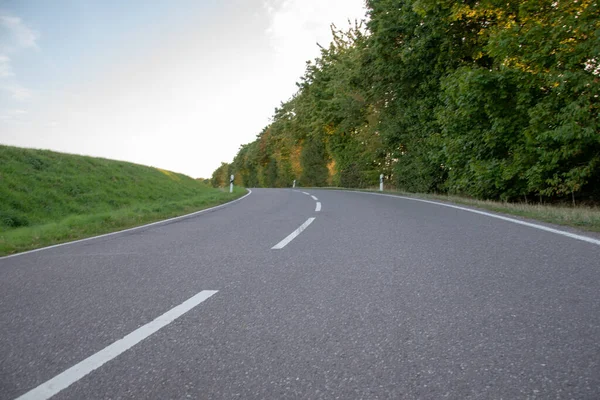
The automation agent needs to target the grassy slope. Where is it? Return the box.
[315,187,600,233]
[0,145,245,256]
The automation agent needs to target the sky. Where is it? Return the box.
[0,0,367,178]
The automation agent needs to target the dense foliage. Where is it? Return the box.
[213,0,599,203]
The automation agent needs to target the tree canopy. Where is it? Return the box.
[212,0,600,203]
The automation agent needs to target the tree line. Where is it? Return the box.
[212,0,599,203]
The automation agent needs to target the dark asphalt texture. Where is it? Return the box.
[1,188,599,399]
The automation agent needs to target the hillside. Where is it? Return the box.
[0,145,245,255]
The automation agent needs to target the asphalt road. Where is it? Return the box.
[1,188,599,399]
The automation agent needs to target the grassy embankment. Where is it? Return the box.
[0,145,246,256]
[315,187,600,233]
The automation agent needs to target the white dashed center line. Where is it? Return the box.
[272,218,316,249]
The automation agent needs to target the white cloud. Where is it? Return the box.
[0,81,33,100]
[0,108,27,120]
[0,54,13,77]
[0,13,38,101]
[264,0,366,55]
[0,14,39,50]
[262,0,366,100]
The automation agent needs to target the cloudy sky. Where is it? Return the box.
[0,0,367,178]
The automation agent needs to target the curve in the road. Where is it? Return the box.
[271,190,323,249]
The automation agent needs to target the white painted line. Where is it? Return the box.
[1,190,253,260]
[315,202,321,212]
[301,191,310,196]
[272,218,316,249]
[348,190,600,247]
[15,290,218,400]
[311,195,318,201]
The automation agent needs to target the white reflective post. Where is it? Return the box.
[379,174,384,192]
[230,174,234,193]
[293,179,296,188]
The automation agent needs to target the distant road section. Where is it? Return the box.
[1,188,598,399]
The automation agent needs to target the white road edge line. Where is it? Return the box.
[301,191,310,196]
[311,195,318,201]
[315,202,321,212]
[346,190,600,247]
[15,290,218,400]
[1,190,253,260]
[272,218,316,249]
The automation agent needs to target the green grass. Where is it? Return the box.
[0,145,246,256]
[313,187,600,233]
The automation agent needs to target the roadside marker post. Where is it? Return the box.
[379,174,384,192]
[230,175,234,193]
[293,180,296,188]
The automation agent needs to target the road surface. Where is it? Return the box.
[1,188,599,399]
